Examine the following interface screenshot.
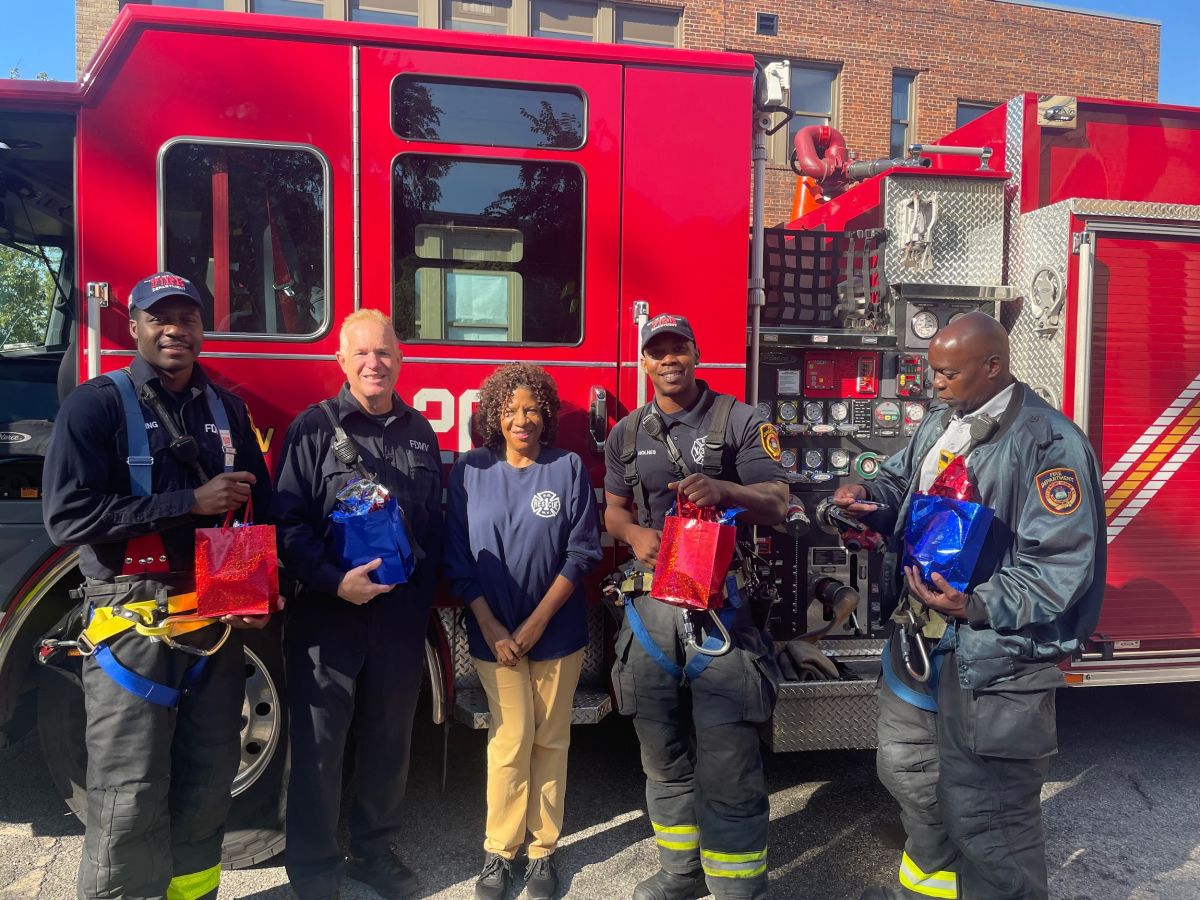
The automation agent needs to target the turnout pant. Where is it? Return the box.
[612,593,776,900]
[284,589,431,900]
[875,651,1057,899]
[473,649,585,860]
[79,616,243,900]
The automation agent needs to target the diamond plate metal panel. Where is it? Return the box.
[769,680,879,751]
[454,687,612,729]
[1069,200,1200,221]
[882,176,1005,286]
[1007,203,1072,406]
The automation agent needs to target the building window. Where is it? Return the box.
[393,156,584,345]
[393,77,585,149]
[890,71,916,158]
[763,62,837,164]
[161,142,329,338]
[533,0,597,40]
[443,0,512,32]
[755,12,777,36]
[351,0,420,25]
[955,101,993,129]
[253,0,325,16]
[614,4,679,47]
[145,0,224,8]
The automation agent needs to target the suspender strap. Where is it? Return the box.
[92,643,209,708]
[204,385,235,474]
[620,404,653,528]
[702,394,735,477]
[111,369,154,497]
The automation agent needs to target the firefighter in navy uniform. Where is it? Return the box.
[834,314,1105,900]
[603,314,788,900]
[273,310,443,900]
[41,272,275,900]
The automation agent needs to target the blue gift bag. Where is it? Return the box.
[902,493,995,593]
[332,497,415,585]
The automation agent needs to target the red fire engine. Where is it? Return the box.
[0,5,1197,868]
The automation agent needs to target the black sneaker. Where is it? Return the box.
[525,855,559,900]
[474,852,513,900]
[346,846,420,899]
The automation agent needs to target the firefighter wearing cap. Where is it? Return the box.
[603,314,788,900]
[834,313,1105,900]
[41,272,275,900]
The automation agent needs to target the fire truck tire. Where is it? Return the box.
[36,622,289,869]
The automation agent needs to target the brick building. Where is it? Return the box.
[76,0,1159,223]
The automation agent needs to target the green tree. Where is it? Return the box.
[0,245,56,347]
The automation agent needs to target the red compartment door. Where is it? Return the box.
[1089,233,1200,643]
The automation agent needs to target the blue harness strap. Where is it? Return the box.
[92,644,209,708]
[626,575,743,685]
[880,640,945,713]
[110,368,153,497]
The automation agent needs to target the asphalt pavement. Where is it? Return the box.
[2,682,1200,899]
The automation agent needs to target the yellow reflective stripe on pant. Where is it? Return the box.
[165,863,221,900]
[700,847,768,879]
[899,852,958,899]
[652,820,700,852]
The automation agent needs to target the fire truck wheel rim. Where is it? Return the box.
[233,645,281,797]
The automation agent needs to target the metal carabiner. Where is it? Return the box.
[900,609,931,683]
[160,623,232,658]
[684,608,733,657]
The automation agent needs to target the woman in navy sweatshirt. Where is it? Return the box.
[446,363,602,900]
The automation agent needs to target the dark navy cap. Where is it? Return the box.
[129,272,203,312]
[640,313,696,352]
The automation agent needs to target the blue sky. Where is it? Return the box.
[0,0,1197,103]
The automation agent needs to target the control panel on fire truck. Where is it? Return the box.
[755,228,997,641]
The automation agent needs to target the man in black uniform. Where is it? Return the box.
[274,309,443,900]
[836,314,1105,900]
[604,314,788,900]
[42,271,274,900]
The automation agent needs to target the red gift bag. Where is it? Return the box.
[651,492,737,611]
[195,498,279,618]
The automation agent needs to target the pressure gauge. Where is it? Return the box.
[803,449,825,470]
[828,401,850,424]
[756,401,773,420]
[802,401,824,424]
[829,448,851,470]
[911,309,940,340]
[780,449,798,470]
[778,400,799,423]
[904,401,926,423]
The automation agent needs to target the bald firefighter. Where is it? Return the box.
[604,314,788,900]
[835,313,1105,900]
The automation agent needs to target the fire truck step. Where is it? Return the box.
[453,686,613,729]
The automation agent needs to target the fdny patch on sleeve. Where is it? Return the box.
[1036,467,1082,515]
[759,423,782,463]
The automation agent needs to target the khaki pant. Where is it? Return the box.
[473,649,585,860]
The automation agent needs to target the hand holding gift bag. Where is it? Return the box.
[331,477,416,586]
[902,455,994,593]
[196,497,280,618]
[651,490,741,610]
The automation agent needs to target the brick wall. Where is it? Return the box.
[76,0,122,75]
[75,0,1160,223]
[670,0,1160,223]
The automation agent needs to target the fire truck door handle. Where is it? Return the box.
[588,386,608,453]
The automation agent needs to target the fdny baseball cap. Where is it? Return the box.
[640,313,696,352]
[129,272,204,312]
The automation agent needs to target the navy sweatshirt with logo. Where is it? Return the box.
[446,446,602,662]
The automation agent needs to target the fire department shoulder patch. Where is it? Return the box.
[760,423,782,463]
[1036,467,1082,515]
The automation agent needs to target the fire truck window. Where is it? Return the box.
[393,77,584,150]
[161,143,328,339]
[393,156,583,346]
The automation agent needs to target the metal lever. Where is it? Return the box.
[588,386,608,453]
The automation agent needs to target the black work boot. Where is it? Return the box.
[525,854,559,900]
[632,869,709,900]
[345,846,420,899]
[474,853,514,900]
